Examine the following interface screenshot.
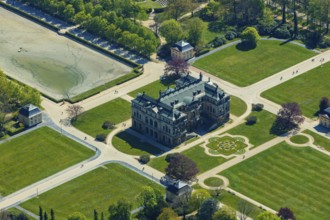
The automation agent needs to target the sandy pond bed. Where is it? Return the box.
[0,7,132,100]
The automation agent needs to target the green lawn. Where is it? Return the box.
[129,80,175,99]
[149,145,230,173]
[0,127,94,196]
[226,110,277,147]
[261,63,330,118]
[207,136,247,155]
[204,177,224,187]
[137,0,162,9]
[230,96,247,117]
[304,130,330,152]
[21,163,164,219]
[72,98,131,137]
[215,190,264,219]
[290,135,309,144]
[112,131,162,155]
[220,142,330,220]
[193,40,315,86]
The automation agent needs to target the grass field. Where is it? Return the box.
[21,163,163,219]
[149,145,230,173]
[72,98,131,137]
[137,0,162,8]
[226,110,277,147]
[220,142,330,220]
[261,63,330,118]
[204,177,224,187]
[193,40,315,86]
[0,127,94,196]
[129,80,175,99]
[290,135,309,144]
[230,96,247,117]
[112,131,162,155]
[304,130,330,152]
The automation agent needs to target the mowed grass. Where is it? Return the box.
[0,127,94,196]
[262,63,330,118]
[304,130,330,152]
[290,135,309,144]
[220,142,330,220]
[226,110,277,147]
[149,145,230,173]
[129,80,175,99]
[193,40,315,86]
[230,96,247,117]
[204,177,224,187]
[72,98,131,137]
[21,163,163,219]
[112,131,162,156]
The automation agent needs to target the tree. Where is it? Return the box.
[67,212,87,220]
[165,154,199,181]
[137,186,167,220]
[212,207,236,220]
[256,211,281,220]
[39,206,43,220]
[139,154,150,164]
[237,200,254,220]
[277,207,295,220]
[246,116,257,125]
[108,200,132,220]
[191,189,211,209]
[164,57,190,79]
[172,193,191,219]
[319,97,329,113]
[50,209,55,220]
[66,105,84,121]
[160,19,184,45]
[44,212,48,220]
[157,208,179,220]
[241,27,260,48]
[198,198,218,220]
[186,17,207,46]
[273,102,304,133]
[166,0,193,20]
[94,209,98,220]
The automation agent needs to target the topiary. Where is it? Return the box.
[139,154,150,164]
[96,133,107,142]
[102,120,115,130]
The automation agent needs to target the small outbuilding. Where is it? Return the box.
[166,181,192,203]
[18,104,42,127]
[171,40,195,61]
[319,107,330,129]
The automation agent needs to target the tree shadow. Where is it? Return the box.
[235,42,257,51]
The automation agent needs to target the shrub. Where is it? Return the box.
[213,35,227,47]
[96,133,107,142]
[0,131,5,138]
[139,154,150,164]
[246,116,257,125]
[102,121,115,130]
[252,103,264,112]
[273,25,291,39]
[225,31,238,40]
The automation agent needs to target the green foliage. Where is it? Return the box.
[160,19,185,45]
[67,212,87,220]
[15,0,159,56]
[139,154,150,164]
[212,207,236,220]
[157,208,179,220]
[198,198,218,220]
[108,200,132,220]
[191,189,211,209]
[185,17,207,46]
[256,211,280,220]
[246,116,257,125]
[95,133,107,142]
[241,27,260,48]
[137,186,167,220]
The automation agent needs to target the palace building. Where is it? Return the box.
[131,74,230,147]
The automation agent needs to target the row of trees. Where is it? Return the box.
[17,0,159,56]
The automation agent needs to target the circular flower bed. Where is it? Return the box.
[207,136,247,155]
